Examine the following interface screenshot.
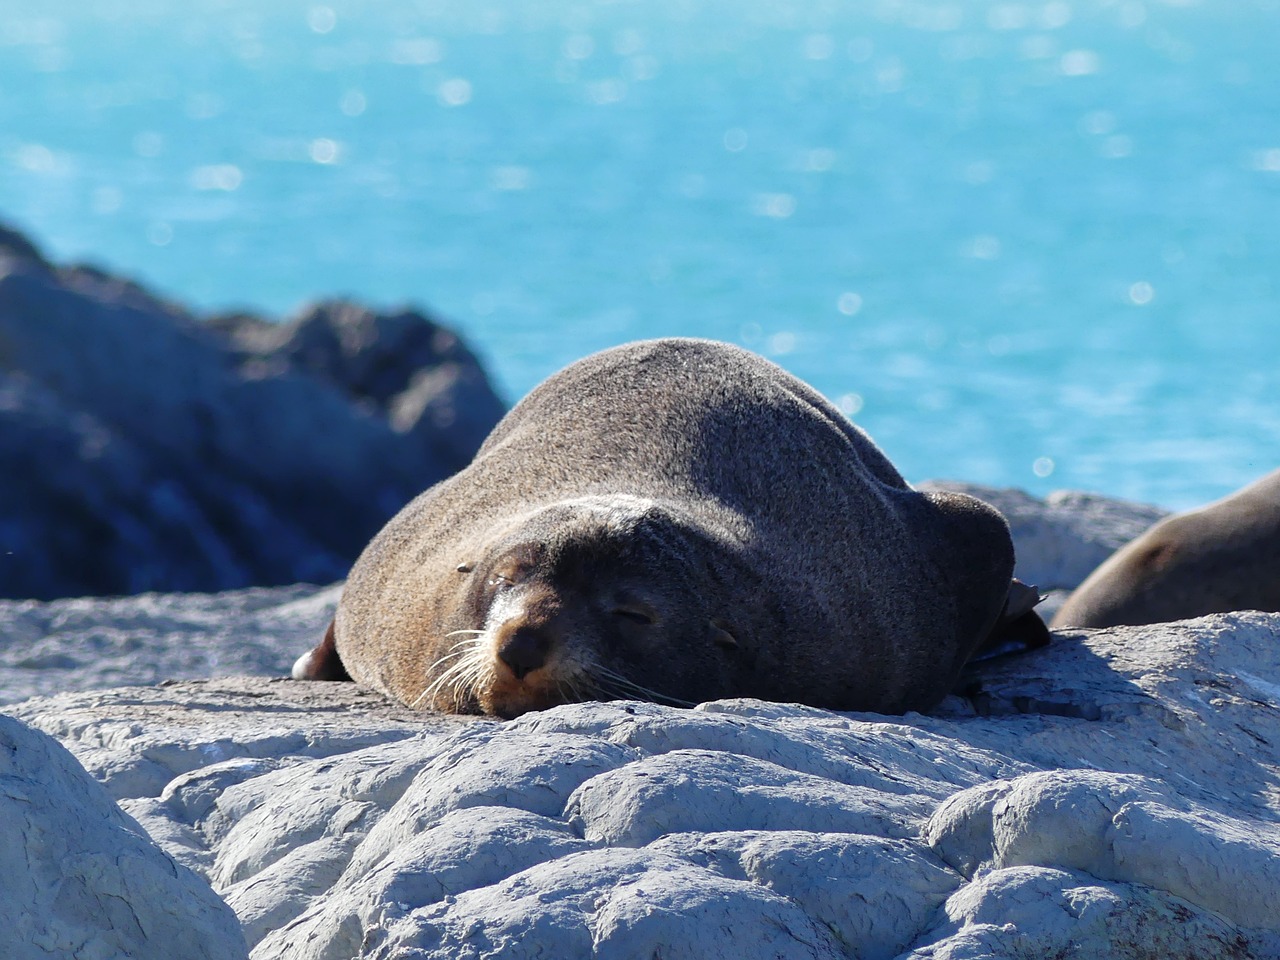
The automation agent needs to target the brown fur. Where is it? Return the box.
[1052,467,1280,629]
[295,338,1033,717]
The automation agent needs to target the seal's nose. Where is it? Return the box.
[497,626,551,680]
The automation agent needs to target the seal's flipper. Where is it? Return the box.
[970,579,1052,662]
[291,620,352,681]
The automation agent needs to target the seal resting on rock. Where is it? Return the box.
[1052,467,1280,629]
[295,338,1045,718]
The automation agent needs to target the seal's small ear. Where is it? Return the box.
[708,618,739,650]
[1003,579,1044,622]
[971,579,1052,662]
[291,620,353,682]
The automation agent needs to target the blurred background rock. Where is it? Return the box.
[0,222,505,600]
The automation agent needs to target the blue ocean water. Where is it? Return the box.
[1,0,1277,509]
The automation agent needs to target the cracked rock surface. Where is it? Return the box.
[7,611,1280,959]
[0,712,247,959]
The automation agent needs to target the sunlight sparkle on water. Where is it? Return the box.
[307,6,336,35]
[437,78,473,107]
[308,139,340,164]
[837,293,863,317]
[339,90,367,117]
[1128,282,1154,306]
[191,165,243,192]
[2,0,1277,509]
[838,394,864,417]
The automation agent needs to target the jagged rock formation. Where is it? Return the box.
[9,608,1280,959]
[0,222,504,600]
[0,711,248,960]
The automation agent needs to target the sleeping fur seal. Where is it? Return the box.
[1051,467,1280,629]
[295,338,1044,718]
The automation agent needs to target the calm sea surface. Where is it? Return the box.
[2,0,1278,509]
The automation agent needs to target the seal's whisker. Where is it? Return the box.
[589,665,696,708]
[568,674,591,703]
[409,685,436,709]
[444,634,488,662]
[429,661,480,700]
[430,640,488,675]
[587,667,644,696]
[422,644,490,705]
[553,677,574,706]
[426,647,472,670]
[590,677,653,705]
[428,652,475,686]
[443,635,488,656]
[444,629,486,640]
[454,657,493,703]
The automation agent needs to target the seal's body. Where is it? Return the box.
[1052,468,1280,629]
[298,339,1032,718]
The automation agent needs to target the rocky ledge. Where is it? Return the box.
[0,222,505,601]
[5,486,1280,959]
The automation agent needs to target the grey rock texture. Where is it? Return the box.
[0,583,339,705]
[0,222,504,601]
[8,608,1280,959]
[208,300,505,477]
[0,712,248,959]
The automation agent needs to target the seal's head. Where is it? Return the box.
[421,496,743,718]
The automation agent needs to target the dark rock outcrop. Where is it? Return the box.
[209,300,505,473]
[0,222,505,600]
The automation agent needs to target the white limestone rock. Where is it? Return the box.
[366,848,846,960]
[650,831,961,960]
[927,769,1280,930]
[223,836,362,949]
[0,713,247,960]
[16,673,454,801]
[903,866,1256,959]
[13,609,1280,959]
[345,728,640,878]
[254,805,594,960]
[565,748,930,845]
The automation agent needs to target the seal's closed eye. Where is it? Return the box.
[612,605,657,625]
